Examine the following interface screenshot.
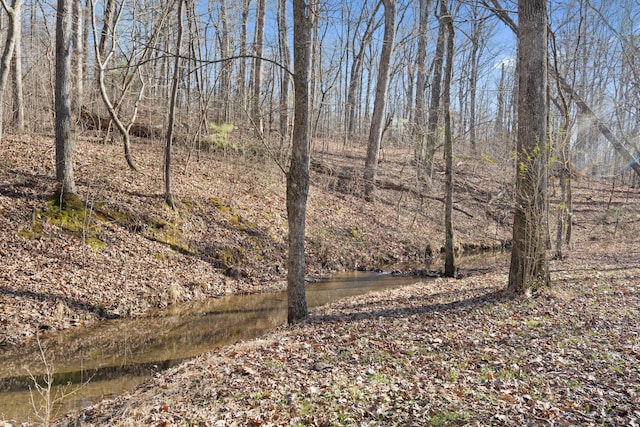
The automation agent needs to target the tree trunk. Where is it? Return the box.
[278,0,291,148]
[424,5,447,174]
[346,4,381,138]
[237,0,251,114]
[287,0,313,324]
[0,0,21,141]
[96,0,115,91]
[89,0,140,172]
[468,5,482,152]
[414,0,433,160]
[363,0,396,200]
[495,62,505,143]
[508,0,549,295]
[55,0,77,202]
[486,0,640,179]
[217,0,231,123]
[72,0,83,111]
[10,0,23,132]
[251,0,266,134]
[441,0,455,278]
[164,0,184,208]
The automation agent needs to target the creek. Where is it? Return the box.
[0,252,507,422]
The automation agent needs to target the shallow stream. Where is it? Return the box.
[0,252,507,422]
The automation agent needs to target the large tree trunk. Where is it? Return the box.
[287,0,313,324]
[508,0,549,294]
[0,0,21,141]
[164,0,184,208]
[441,0,455,278]
[363,0,396,200]
[55,0,77,203]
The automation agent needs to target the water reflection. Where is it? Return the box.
[0,252,507,422]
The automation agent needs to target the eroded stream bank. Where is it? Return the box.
[0,252,507,423]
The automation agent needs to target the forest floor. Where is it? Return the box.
[1,132,639,425]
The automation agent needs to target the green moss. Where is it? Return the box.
[209,196,232,212]
[181,198,202,210]
[51,191,85,211]
[86,237,106,252]
[214,246,246,269]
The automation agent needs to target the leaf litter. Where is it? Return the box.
[0,134,638,425]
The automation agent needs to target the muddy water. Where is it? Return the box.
[0,252,507,422]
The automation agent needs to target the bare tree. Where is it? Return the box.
[278,0,291,147]
[164,0,184,209]
[55,0,78,206]
[287,0,313,324]
[441,0,455,278]
[89,0,140,171]
[413,0,433,159]
[345,1,382,138]
[216,0,231,123]
[423,2,447,177]
[487,0,639,178]
[508,0,549,294]
[237,0,251,113]
[466,2,488,152]
[95,0,115,91]
[363,0,396,200]
[0,0,21,141]
[10,0,23,132]
[251,0,266,134]
[71,0,84,110]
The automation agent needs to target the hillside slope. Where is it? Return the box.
[0,132,606,346]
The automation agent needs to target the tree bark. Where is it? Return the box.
[508,0,549,294]
[414,0,433,159]
[164,0,184,208]
[287,0,313,324]
[441,0,455,278]
[278,0,291,147]
[10,0,23,132]
[217,0,231,123]
[96,0,115,91]
[424,4,447,173]
[363,0,396,200]
[237,0,251,113]
[0,0,21,141]
[72,0,83,111]
[55,0,77,202]
[251,0,266,134]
